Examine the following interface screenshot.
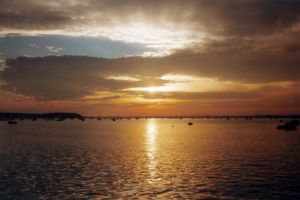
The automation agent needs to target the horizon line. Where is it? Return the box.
[1,112,300,118]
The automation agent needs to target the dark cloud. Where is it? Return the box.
[166,35,300,82]
[0,0,79,31]
[93,0,300,36]
[0,56,166,100]
[193,0,300,36]
[1,0,299,37]
[1,43,299,101]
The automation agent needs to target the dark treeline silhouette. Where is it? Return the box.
[0,112,85,121]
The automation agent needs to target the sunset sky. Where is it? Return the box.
[0,0,299,116]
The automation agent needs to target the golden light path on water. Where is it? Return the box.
[146,119,159,183]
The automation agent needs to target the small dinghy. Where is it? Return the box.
[7,121,18,125]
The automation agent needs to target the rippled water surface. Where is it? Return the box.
[0,119,300,199]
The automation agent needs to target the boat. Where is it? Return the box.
[7,121,18,125]
[188,122,193,126]
[277,120,300,131]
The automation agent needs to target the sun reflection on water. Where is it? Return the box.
[146,119,158,182]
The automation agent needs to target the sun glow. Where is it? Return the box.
[104,75,141,82]
[71,22,202,55]
[125,85,175,93]
[103,24,196,47]
[124,74,230,93]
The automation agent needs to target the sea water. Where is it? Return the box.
[0,119,299,199]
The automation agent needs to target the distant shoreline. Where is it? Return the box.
[0,112,85,121]
[87,115,300,119]
[1,112,300,120]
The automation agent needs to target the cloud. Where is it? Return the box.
[136,91,260,100]
[0,49,299,101]
[104,75,141,82]
[0,56,165,100]
[0,59,6,72]
[1,0,300,52]
[1,1,299,34]
[1,1,299,75]
[45,46,63,53]
[0,0,78,31]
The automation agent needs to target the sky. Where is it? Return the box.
[0,0,299,116]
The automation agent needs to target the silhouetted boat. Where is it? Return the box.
[188,122,193,126]
[277,120,300,131]
[7,121,18,125]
